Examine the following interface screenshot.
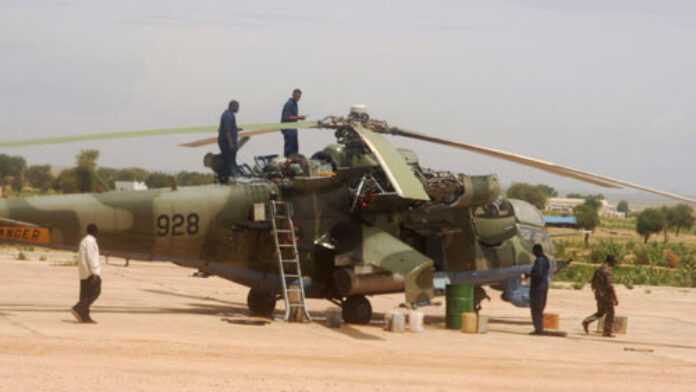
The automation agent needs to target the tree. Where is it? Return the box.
[145,172,173,189]
[566,193,604,200]
[176,171,215,186]
[75,150,100,193]
[669,204,695,236]
[506,183,548,210]
[636,208,666,243]
[535,184,558,198]
[53,169,81,194]
[115,167,150,182]
[25,165,54,192]
[96,167,119,190]
[583,196,603,212]
[0,154,27,191]
[0,154,27,179]
[617,200,629,215]
[574,203,600,232]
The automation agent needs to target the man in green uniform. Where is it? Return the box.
[582,255,619,337]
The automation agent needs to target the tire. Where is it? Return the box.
[247,288,276,318]
[342,295,372,325]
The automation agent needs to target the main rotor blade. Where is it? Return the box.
[388,126,696,204]
[1,121,320,148]
[353,124,430,201]
[0,126,216,148]
[178,120,320,148]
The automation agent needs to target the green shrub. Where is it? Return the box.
[589,239,626,264]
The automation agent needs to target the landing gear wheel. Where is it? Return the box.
[247,288,276,318]
[342,295,372,325]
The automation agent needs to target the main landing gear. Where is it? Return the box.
[341,295,372,325]
[247,288,277,318]
[247,289,373,325]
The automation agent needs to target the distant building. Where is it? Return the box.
[114,181,148,192]
[543,215,578,228]
[545,197,626,219]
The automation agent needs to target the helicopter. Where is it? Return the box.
[1,105,694,323]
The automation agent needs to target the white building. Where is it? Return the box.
[114,181,148,192]
[545,197,626,218]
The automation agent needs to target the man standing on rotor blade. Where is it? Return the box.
[218,100,241,183]
[529,244,550,335]
[281,88,306,157]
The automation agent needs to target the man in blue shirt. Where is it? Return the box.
[218,100,240,183]
[280,89,306,157]
[529,244,550,335]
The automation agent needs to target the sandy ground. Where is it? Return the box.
[1,249,695,392]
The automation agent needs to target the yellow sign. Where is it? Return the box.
[0,226,51,244]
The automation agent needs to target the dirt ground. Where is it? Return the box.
[1,248,695,392]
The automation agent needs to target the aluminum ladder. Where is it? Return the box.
[270,200,311,322]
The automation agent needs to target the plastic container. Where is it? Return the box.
[407,310,424,333]
[543,313,560,330]
[461,312,478,334]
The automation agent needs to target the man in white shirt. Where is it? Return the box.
[71,224,102,323]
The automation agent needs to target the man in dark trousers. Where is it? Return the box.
[529,244,550,335]
[280,89,306,157]
[582,255,619,337]
[71,223,101,323]
[218,100,240,183]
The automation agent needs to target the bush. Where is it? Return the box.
[554,262,692,288]
[633,243,665,266]
[589,239,626,264]
[665,249,680,269]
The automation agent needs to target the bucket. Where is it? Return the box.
[389,310,406,333]
[461,312,478,334]
[446,283,474,330]
[326,308,342,328]
[598,316,628,334]
[478,315,489,334]
[543,313,559,330]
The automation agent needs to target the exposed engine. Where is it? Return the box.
[422,170,501,208]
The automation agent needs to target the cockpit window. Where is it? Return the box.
[509,199,545,227]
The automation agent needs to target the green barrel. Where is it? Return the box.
[446,283,474,330]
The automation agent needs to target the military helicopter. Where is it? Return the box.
[1,105,693,323]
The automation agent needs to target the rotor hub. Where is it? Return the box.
[349,104,370,122]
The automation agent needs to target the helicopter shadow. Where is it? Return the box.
[0,302,249,317]
[140,288,247,307]
[143,288,385,340]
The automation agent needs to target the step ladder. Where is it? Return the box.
[270,200,311,322]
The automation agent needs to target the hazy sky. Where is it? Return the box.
[1,0,694,198]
